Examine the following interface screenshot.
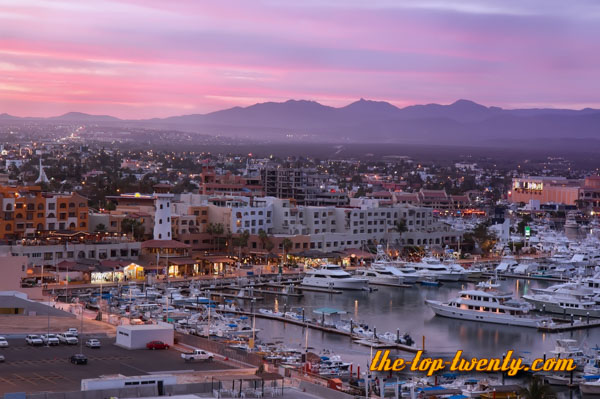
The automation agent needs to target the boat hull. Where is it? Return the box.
[580,382,600,394]
[425,300,546,328]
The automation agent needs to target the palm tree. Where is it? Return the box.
[520,377,555,399]
[94,223,107,232]
[281,238,293,265]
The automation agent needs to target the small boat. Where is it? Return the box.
[259,308,283,317]
[580,376,600,395]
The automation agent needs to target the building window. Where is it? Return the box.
[5,204,12,211]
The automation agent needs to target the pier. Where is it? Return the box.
[216,309,420,353]
[537,318,600,332]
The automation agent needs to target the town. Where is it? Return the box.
[1,121,600,398]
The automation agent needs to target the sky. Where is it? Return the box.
[1,0,600,118]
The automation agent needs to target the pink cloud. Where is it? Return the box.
[1,0,600,118]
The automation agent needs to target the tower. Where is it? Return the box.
[153,184,173,240]
[35,157,49,184]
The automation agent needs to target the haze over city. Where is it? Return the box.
[2,0,600,118]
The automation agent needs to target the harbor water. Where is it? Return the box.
[252,278,600,368]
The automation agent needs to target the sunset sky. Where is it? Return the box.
[1,0,600,118]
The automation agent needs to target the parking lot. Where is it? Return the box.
[0,337,235,394]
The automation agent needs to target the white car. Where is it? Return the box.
[58,333,78,345]
[41,334,60,346]
[85,339,101,348]
[25,334,43,346]
[0,337,8,348]
[67,328,79,337]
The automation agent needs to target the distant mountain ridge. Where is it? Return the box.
[2,99,600,146]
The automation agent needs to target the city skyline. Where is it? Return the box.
[1,0,600,118]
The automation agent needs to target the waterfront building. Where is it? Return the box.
[509,176,581,205]
[0,184,89,239]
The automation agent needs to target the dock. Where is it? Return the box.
[482,272,569,283]
[217,309,419,353]
[208,292,264,301]
[353,338,420,353]
[242,288,304,298]
[537,318,600,332]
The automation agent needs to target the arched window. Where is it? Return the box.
[16,213,23,219]
[60,203,66,209]
[5,203,12,211]
[5,224,11,231]
[37,203,44,210]
[69,202,75,208]
[69,222,76,229]
[47,213,55,218]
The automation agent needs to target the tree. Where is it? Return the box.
[281,238,293,265]
[520,377,555,399]
[94,223,107,232]
[233,230,250,253]
[463,222,497,255]
[517,214,533,236]
[206,222,225,250]
[121,218,145,241]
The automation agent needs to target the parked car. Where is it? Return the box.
[0,355,4,363]
[181,349,214,362]
[0,337,8,348]
[58,333,78,345]
[146,340,169,350]
[67,328,79,337]
[41,334,60,346]
[25,335,43,346]
[85,339,101,348]
[70,354,87,365]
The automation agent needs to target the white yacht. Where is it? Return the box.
[357,266,404,286]
[426,289,552,328]
[580,378,600,395]
[522,291,600,318]
[370,245,418,283]
[549,339,587,370]
[302,264,368,290]
[411,257,464,281]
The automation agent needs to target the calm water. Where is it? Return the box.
[250,279,600,368]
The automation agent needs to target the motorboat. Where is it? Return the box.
[426,289,553,328]
[302,264,368,290]
[411,257,465,281]
[580,376,600,395]
[357,266,405,286]
[522,290,600,318]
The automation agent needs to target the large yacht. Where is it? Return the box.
[302,264,368,290]
[370,245,419,284]
[357,266,405,286]
[411,257,465,281]
[426,289,552,328]
[522,290,600,317]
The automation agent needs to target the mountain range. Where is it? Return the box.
[3,99,600,147]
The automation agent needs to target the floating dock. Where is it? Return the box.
[537,318,600,332]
